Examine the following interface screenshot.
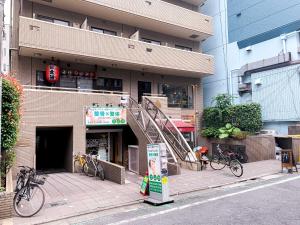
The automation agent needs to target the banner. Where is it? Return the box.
[86,107,127,126]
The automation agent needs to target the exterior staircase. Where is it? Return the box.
[127,97,197,175]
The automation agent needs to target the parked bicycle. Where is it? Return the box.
[83,152,105,180]
[14,166,46,217]
[73,152,87,173]
[210,144,244,177]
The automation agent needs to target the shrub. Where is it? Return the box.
[218,123,241,139]
[201,127,219,138]
[0,75,22,179]
[229,103,263,133]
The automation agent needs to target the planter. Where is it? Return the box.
[0,169,13,219]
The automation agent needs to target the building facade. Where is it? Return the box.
[10,0,213,174]
[202,0,300,134]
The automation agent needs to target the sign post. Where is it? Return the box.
[145,143,173,205]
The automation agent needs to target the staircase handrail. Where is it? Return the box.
[143,97,197,162]
[128,97,178,163]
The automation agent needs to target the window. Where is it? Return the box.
[158,83,193,109]
[175,45,192,51]
[91,27,117,36]
[141,38,161,45]
[95,77,122,91]
[36,15,70,26]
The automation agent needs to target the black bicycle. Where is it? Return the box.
[210,144,244,177]
[83,152,105,180]
[13,166,46,217]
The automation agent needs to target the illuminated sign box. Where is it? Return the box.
[86,107,127,126]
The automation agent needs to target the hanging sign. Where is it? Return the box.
[86,107,127,126]
[45,64,60,83]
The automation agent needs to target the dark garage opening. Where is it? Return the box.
[36,127,73,172]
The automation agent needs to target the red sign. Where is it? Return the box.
[45,64,60,83]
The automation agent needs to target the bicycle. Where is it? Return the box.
[13,166,46,217]
[73,152,87,173]
[83,152,105,180]
[210,144,244,177]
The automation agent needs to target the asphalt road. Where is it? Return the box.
[55,174,300,225]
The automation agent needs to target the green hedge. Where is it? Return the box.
[203,103,262,133]
[1,76,22,180]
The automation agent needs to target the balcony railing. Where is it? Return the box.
[29,0,213,40]
[19,17,214,77]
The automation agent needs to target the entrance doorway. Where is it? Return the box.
[36,127,73,172]
[138,81,151,103]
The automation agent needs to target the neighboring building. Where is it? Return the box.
[1,0,10,73]
[10,0,214,175]
[202,0,300,134]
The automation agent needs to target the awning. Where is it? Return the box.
[172,120,195,133]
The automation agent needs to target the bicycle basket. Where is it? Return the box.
[32,176,46,185]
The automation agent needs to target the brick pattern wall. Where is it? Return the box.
[98,160,125,185]
[0,192,13,219]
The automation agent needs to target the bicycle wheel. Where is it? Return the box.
[74,159,83,173]
[230,159,243,177]
[97,164,105,181]
[83,162,96,177]
[210,155,226,170]
[13,185,45,217]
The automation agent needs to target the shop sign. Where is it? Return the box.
[86,107,127,126]
[45,64,60,83]
[147,143,172,204]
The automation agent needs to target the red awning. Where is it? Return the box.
[172,120,195,133]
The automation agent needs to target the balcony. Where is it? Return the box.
[29,0,213,41]
[19,17,214,77]
[179,0,206,6]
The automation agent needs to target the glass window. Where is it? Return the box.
[175,45,193,51]
[95,77,122,91]
[158,83,193,109]
[91,27,117,36]
[36,15,70,26]
[141,38,161,45]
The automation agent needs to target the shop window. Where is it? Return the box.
[91,27,117,36]
[175,44,192,51]
[36,71,48,86]
[95,77,122,92]
[158,83,193,109]
[141,38,161,45]
[36,15,70,26]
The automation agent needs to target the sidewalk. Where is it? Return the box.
[3,160,282,225]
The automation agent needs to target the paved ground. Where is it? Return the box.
[68,173,300,225]
[4,160,282,225]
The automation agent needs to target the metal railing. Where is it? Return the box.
[128,97,177,163]
[142,97,197,162]
[23,85,128,95]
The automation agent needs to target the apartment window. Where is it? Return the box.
[158,83,193,109]
[91,27,117,36]
[175,45,192,51]
[95,77,122,92]
[36,15,70,26]
[141,38,161,45]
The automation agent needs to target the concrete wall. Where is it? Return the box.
[200,136,276,163]
[98,160,126,184]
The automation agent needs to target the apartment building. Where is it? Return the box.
[10,0,213,175]
[202,0,300,134]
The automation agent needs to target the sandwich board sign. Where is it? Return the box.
[145,143,173,205]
